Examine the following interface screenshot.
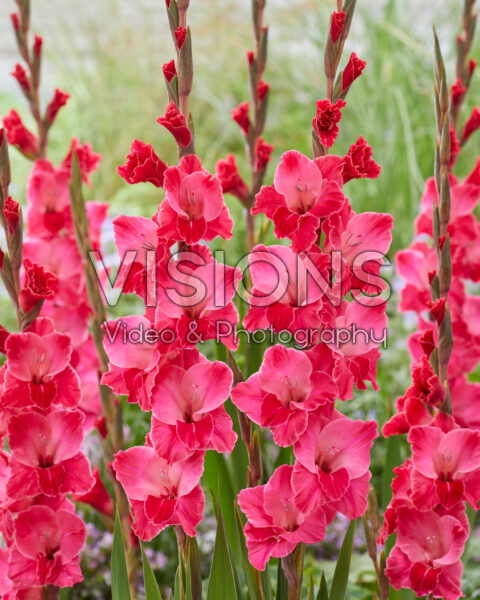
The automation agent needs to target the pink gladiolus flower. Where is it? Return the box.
[342,136,381,183]
[312,99,346,148]
[155,255,241,350]
[385,506,468,600]
[232,345,337,446]
[6,409,94,498]
[252,151,345,252]
[215,154,249,203]
[117,139,168,188]
[157,101,192,147]
[306,298,387,400]
[238,465,327,571]
[382,356,446,436]
[61,138,101,185]
[19,259,57,314]
[2,329,80,410]
[155,155,234,244]
[292,414,378,517]
[113,446,204,539]
[2,109,38,158]
[150,358,236,454]
[111,214,169,298]
[408,425,480,509]
[8,505,86,588]
[243,244,335,334]
[26,159,72,237]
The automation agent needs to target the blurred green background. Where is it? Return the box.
[1,0,480,598]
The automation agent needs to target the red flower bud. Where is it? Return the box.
[2,109,38,158]
[232,102,250,135]
[257,80,270,102]
[117,139,168,188]
[3,196,20,235]
[215,154,249,203]
[247,50,255,65]
[163,59,177,83]
[45,88,70,123]
[448,125,460,168]
[255,138,274,172]
[342,52,366,91]
[19,259,57,314]
[419,329,436,358]
[438,235,447,251]
[342,135,381,183]
[33,34,43,57]
[10,13,19,31]
[175,26,187,49]
[62,138,102,185]
[0,249,4,271]
[450,78,467,108]
[312,98,346,148]
[427,297,446,324]
[469,58,477,77]
[11,63,30,94]
[462,106,480,143]
[330,10,345,43]
[157,100,192,147]
[427,270,437,285]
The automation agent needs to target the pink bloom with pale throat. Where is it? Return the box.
[238,465,327,571]
[232,344,337,447]
[113,446,204,539]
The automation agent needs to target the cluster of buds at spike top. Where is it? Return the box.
[5,1,70,161]
[450,0,478,130]
[162,0,194,158]
[313,0,367,158]
[432,30,454,406]
[217,0,273,241]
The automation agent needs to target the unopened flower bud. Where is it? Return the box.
[45,88,70,124]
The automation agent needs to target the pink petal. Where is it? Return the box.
[181,361,233,415]
[103,315,155,370]
[6,332,71,381]
[113,446,171,500]
[274,151,323,213]
[175,484,205,536]
[258,345,312,405]
[231,373,264,424]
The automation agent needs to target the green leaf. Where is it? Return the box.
[203,451,241,561]
[308,573,315,600]
[329,520,356,600]
[186,537,202,600]
[276,559,288,600]
[317,572,329,600]
[111,508,131,600]
[234,503,264,600]
[207,507,240,600]
[141,543,163,600]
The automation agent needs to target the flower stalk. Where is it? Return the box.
[281,543,305,600]
[69,153,138,596]
[431,29,454,412]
